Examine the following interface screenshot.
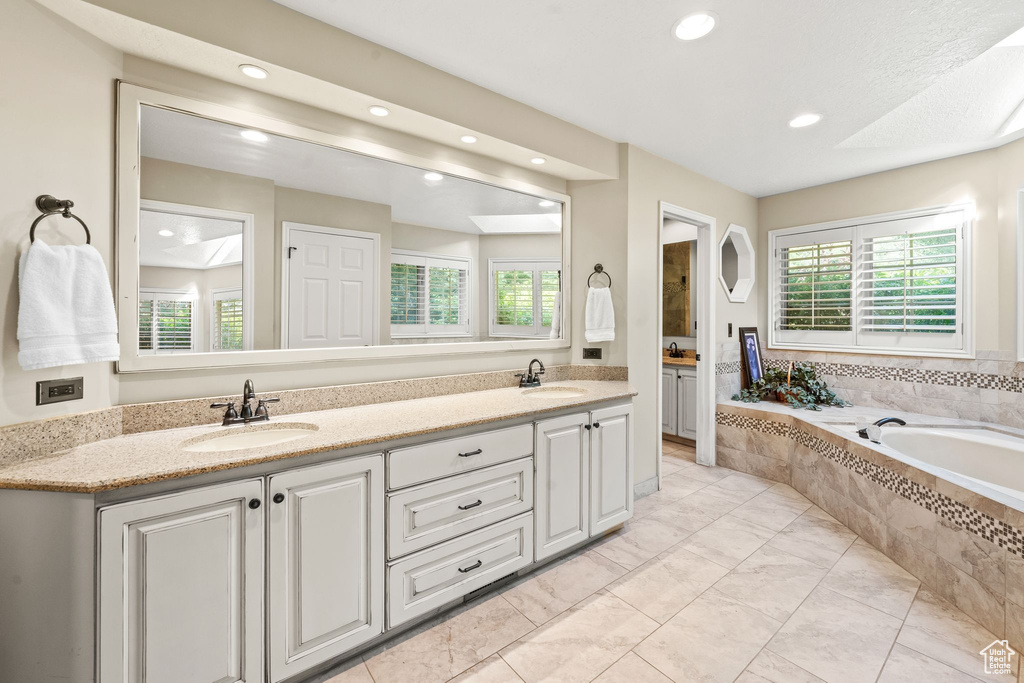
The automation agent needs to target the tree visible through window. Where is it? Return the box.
[390,252,470,337]
[490,260,561,337]
[211,288,244,351]
[139,289,196,353]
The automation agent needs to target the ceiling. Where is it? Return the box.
[273,0,1024,197]
[139,209,244,270]
[141,106,562,235]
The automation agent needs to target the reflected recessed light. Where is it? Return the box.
[673,12,717,41]
[368,105,390,117]
[460,135,478,144]
[539,200,555,208]
[158,229,175,237]
[238,64,268,79]
[240,129,268,142]
[789,113,822,128]
[530,157,546,165]
[424,172,444,182]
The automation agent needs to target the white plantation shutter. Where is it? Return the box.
[138,289,196,353]
[211,288,244,351]
[489,259,562,337]
[774,228,855,346]
[390,252,470,337]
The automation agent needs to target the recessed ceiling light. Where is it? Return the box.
[158,229,175,237]
[424,172,444,182]
[460,135,478,144]
[530,157,546,165]
[673,12,717,41]
[368,105,390,117]
[789,113,822,128]
[240,129,268,142]
[238,64,268,79]
[539,200,555,208]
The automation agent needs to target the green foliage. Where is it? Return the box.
[731,362,850,411]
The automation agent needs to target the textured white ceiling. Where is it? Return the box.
[273,0,1024,196]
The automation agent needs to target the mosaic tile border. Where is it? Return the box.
[764,358,1022,393]
[715,411,1024,558]
[716,361,741,376]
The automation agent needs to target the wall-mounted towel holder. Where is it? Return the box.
[588,263,611,287]
[30,195,91,244]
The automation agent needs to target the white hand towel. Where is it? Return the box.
[18,239,120,370]
[548,291,562,339]
[585,286,615,342]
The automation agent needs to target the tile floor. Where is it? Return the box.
[320,440,1021,683]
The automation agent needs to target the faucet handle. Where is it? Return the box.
[210,402,237,419]
[254,397,280,419]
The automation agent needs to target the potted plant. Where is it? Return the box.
[732,361,849,411]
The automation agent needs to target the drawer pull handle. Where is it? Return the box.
[458,448,483,458]
[458,499,483,511]
[458,559,483,574]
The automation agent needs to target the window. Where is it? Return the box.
[138,289,196,353]
[489,259,562,338]
[770,206,970,356]
[390,251,471,337]
[210,288,244,351]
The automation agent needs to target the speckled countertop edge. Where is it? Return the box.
[0,381,635,493]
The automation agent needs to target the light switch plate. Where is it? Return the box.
[36,377,83,405]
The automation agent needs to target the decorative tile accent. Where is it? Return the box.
[764,358,1023,394]
[716,361,741,376]
[715,411,1024,559]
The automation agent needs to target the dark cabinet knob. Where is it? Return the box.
[248,498,261,510]
[593,422,601,428]
[273,493,285,504]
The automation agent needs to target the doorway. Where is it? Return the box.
[658,203,717,479]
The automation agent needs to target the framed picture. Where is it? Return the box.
[738,327,763,389]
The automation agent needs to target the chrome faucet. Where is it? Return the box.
[857,417,906,439]
[211,379,280,426]
[518,359,546,388]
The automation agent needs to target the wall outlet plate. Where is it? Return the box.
[36,377,83,405]
[728,323,733,337]
[583,348,602,359]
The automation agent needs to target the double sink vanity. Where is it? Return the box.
[0,378,635,683]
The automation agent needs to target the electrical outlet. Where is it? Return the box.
[728,323,733,337]
[37,377,83,406]
[583,348,602,359]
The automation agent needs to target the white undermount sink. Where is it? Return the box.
[522,386,587,399]
[182,423,318,453]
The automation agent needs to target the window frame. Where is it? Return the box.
[488,258,562,339]
[768,204,974,359]
[389,249,473,339]
[209,287,247,352]
[138,287,199,355]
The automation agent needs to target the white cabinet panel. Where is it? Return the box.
[534,412,590,561]
[98,479,264,683]
[589,403,634,535]
[661,367,678,435]
[680,371,698,439]
[268,454,384,683]
[388,424,533,490]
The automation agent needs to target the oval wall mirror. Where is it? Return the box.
[718,224,754,303]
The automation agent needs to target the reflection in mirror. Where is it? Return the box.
[662,239,696,338]
[137,105,564,355]
[720,237,739,292]
[718,224,754,303]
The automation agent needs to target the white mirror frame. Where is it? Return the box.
[717,223,754,303]
[116,82,571,372]
[1017,186,1024,361]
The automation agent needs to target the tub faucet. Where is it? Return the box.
[857,417,906,439]
[518,359,545,388]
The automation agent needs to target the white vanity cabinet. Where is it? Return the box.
[663,365,697,441]
[267,455,384,683]
[589,403,635,534]
[661,367,678,434]
[98,479,265,683]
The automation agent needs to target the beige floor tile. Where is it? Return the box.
[499,591,657,683]
[767,510,857,568]
[363,595,533,683]
[877,644,978,683]
[766,586,903,683]
[672,462,732,483]
[644,503,717,535]
[767,483,812,504]
[657,471,710,500]
[708,471,775,497]
[736,649,824,683]
[502,550,627,626]
[634,589,782,683]
[820,538,920,619]
[593,652,672,682]
[727,489,813,532]
[679,515,777,569]
[713,545,829,621]
[591,515,693,570]
[448,654,523,682]
[322,660,375,683]
[607,546,729,622]
[659,459,685,477]
[897,588,1018,682]
[632,490,671,519]
[668,487,747,522]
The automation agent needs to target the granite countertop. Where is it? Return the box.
[0,381,635,493]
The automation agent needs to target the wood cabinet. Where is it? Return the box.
[98,479,265,683]
[268,455,384,683]
[662,365,697,440]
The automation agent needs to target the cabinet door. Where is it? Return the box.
[98,479,264,683]
[661,368,678,435]
[268,454,384,683]
[589,403,634,535]
[679,371,698,439]
[534,412,590,561]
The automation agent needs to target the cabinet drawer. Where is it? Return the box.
[387,513,533,627]
[388,458,534,559]
[388,424,533,490]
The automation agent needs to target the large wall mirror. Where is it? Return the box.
[117,84,570,371]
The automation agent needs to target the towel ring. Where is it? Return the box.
[29,195,91,244]
[588,263,611,288]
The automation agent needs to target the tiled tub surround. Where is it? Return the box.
[0,364,626,468]
[716,401,1024,651]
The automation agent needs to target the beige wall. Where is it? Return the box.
[0,0,122,426]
